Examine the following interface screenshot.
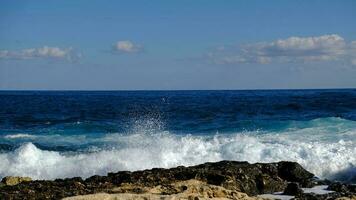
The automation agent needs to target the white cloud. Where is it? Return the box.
[0,46,80,62]
[208,34,356,66]
[113,40,143,53]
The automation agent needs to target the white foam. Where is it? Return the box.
[258,193,294,200]
[0,130,355,180]
[302,185,334,194]
[258,185,334,199]
[4,134,36,139]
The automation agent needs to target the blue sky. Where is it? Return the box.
[0,0,355,90]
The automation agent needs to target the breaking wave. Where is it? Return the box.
[0,117,355,183]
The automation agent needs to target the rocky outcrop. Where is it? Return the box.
[277,162,315,187]
[282,182,356,200]
[283,182,303,196]
[284,181,356,200]
[0,160,348,200]
[63,180,264,200]
[296,192,356,200]
[102,161,313,195]
[1,176,32,186]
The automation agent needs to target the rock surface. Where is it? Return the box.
[0,160,352,200]
[63,180,263,200]
[296,192,356,200]
[1,176,32,186]
[283,182,303,196]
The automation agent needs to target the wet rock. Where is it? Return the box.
[295,182,356,200]
[0,160,351,200]
[1,176,32,186]
[283,182,303,196]
[328,182,350,193]
[327,182,356,198]
[277,161,314,185]
[315,179,333,186]
[296,192,343,200]
[327,182,356,193]
[336,197,356,200]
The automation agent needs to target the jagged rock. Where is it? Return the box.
[336,196,356,200]
[63,180,263,200]
[295,182,356,200]
[103,161,291,195]
[296,192,343,200]
[0,161,352,200]
[283,182,303,196]
[328,182,356,193]
[328,182,350,193]
[277,161,314,186]
[326,182,356,199]
[1,176,32,186]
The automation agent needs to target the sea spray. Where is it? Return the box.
[0,127,354,182]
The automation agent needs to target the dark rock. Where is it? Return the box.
[348,184,356,193]
[277,161,314,183]
[283,182,303,196]
[0,160,350,200]
[327,182,356,198]
[296,192,343,200]
[327,182,349,193]
[294,182,356,200]
[314,178,332,186]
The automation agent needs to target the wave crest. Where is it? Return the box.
[0,130,355,182]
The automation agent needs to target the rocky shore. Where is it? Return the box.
[0,161,355,200]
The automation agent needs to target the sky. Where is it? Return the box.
[0,0,356,90]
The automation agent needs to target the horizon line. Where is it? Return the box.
[0,88,355,92]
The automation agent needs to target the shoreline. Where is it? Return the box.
[0,160,355,200]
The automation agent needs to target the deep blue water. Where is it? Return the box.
[1,90,355,132]
[0,90,355,182]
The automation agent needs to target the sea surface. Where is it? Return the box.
[0,90,355,182]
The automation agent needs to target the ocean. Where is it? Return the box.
[0,90,355,183]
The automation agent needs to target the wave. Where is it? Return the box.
[0,126,355,182]
[4,134,36,139]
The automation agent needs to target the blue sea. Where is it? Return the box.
[0,90,355,182]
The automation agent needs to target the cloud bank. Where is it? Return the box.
[113,40,143,54]
[208,34,356,66]
[0,46,80,62]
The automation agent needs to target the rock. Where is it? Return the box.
[63,180,262,200]
[329,182,356,193]
[283,182,303,196]
[327,182,356,199]
[277,161,314,185]
[1,176,32,186]
[296,182,356,200]
[297,192,343,200]
[0,161,352,200]
[336,196,356,200]
[108,160,289,195]
[328,182,350,193]
[315,179,333,186]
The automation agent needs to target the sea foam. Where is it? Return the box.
[0,128,355,182]
[4,134,36,139]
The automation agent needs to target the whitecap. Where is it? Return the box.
[0,130,354,181]
[4,134,36,139]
